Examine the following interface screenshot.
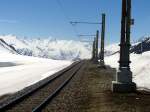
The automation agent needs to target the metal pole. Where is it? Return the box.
[100,13,105,65]
[112,0,136,92]
[119,0,127,69]
[92,40,95,60]
[95,30,99,62]
[94,37,96,61]
[126,0,132,69]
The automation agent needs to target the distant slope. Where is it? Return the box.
[131,37,150,54]
[105,37,150,56]
[1,35,150,60]
[105,43,120,56]
[0,38,17,54]
[0,35,92,60]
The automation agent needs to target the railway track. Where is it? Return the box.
[0,60,84,112]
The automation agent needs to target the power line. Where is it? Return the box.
[55,0,99,43]
[78,34,96,37]
[55,0,80,39]
[70,21,101,25]
[80,40,93,43]
[56,0,70,21]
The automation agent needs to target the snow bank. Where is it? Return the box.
[0,52,72,96]
[105,50,150,90]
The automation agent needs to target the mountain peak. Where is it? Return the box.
[0,35,92,60]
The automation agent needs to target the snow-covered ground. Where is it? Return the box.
[0,34,150,96]
[105,46,150,90]
[0,52,72,96]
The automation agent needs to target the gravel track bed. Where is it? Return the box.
[41,61,150,112]
[42,60,88,112]
[2,60,150,112]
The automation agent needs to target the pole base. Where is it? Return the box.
[111,68,136,93]
[112,81,136,93]
[97,60,105,68]
[93,59,98,64]
[97,64,106,69]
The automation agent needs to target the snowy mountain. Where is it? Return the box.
[104,37,150,56]
[0,35,92,60]
[0,38,17,54]
[1,34,150,60]
[131,37,150,54]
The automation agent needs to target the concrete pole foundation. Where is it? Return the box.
[112,68,136,92]
[97,61,106,69]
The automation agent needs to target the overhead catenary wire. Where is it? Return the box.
[55,0,80,39]
[55,0,100,44]
[78,34,96,37]
[70,21,101,25]
[78,34,96,43]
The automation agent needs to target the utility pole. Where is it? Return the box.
[94,37,97,61]
[99,13,105,67]
[95,30,99,63]
[70,18,102,63]
[92,39,95,60]
[112,0,136,92]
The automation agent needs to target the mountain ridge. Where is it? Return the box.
[0,35,92,60]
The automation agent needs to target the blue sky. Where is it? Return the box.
[0,0,149,43]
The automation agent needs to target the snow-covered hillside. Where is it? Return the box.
[0,38,17,54]
[0,51,72,96]
[104,43,120,56]
[0,35,92,60]
[131,37,150,54]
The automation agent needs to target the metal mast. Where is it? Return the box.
[99,13,105,66]
[95,30,99,62]
[112,0,136,93]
